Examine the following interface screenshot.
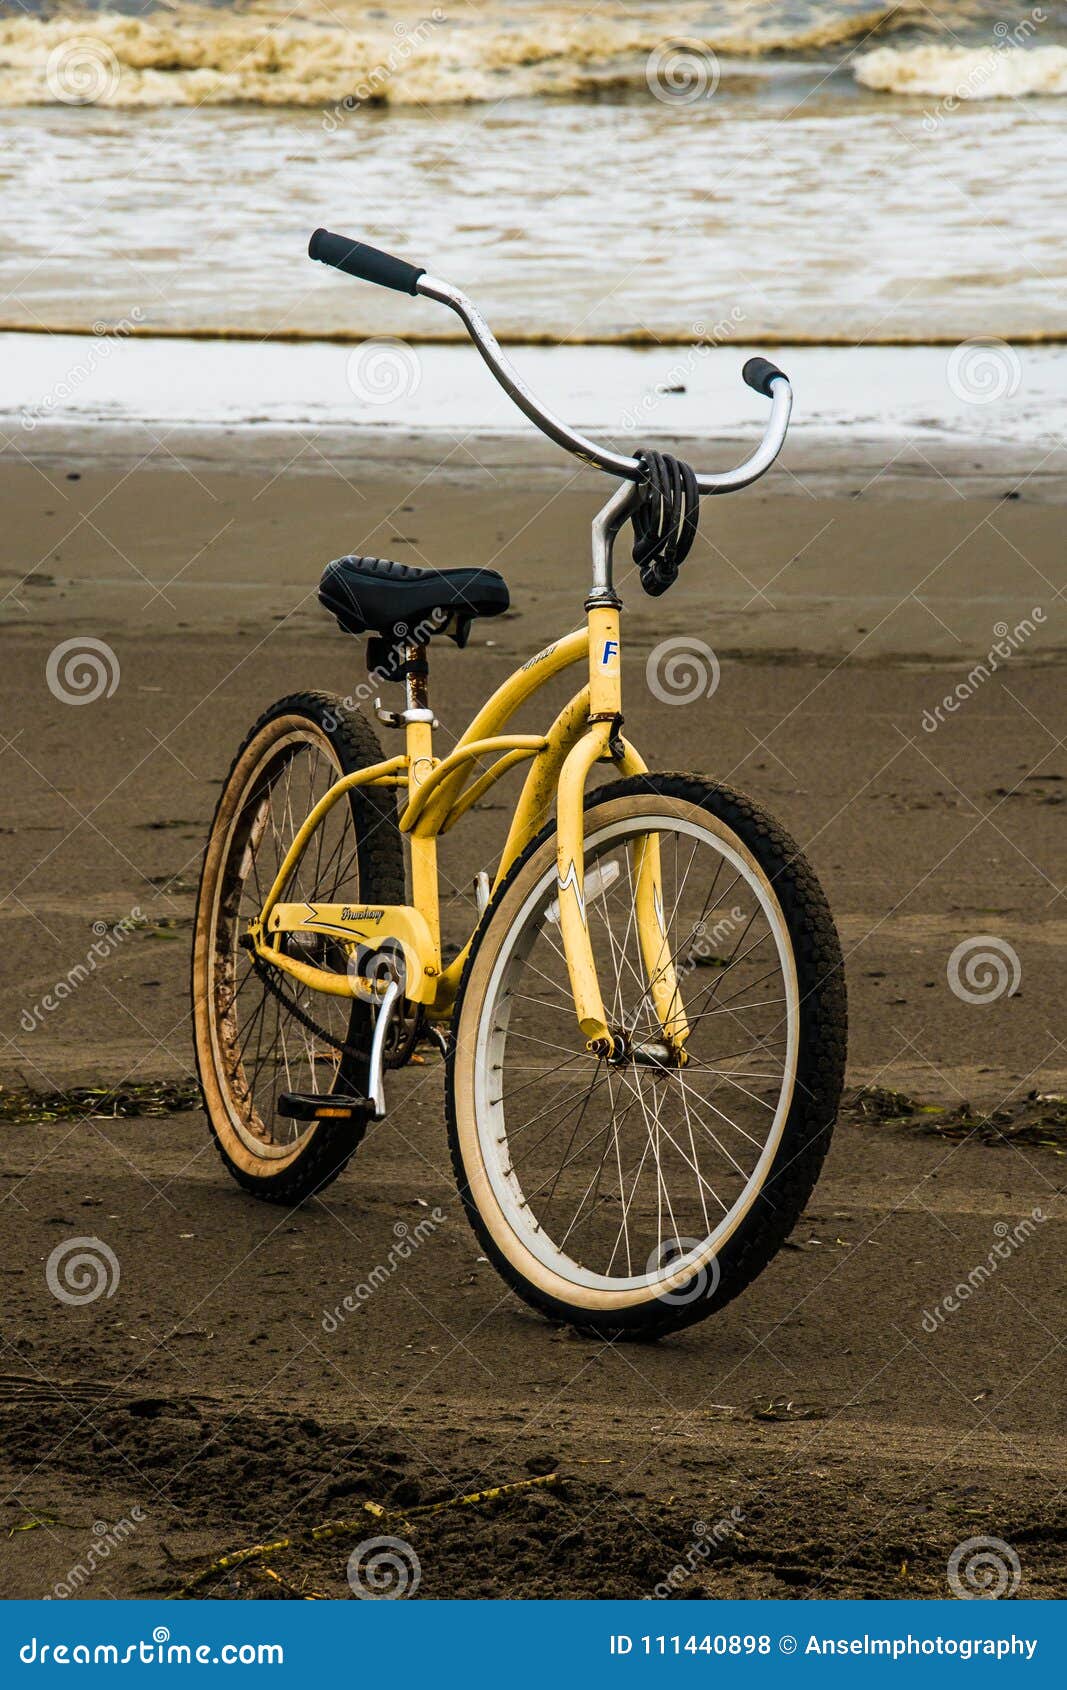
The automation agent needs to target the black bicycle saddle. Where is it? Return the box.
[319,554,509,649]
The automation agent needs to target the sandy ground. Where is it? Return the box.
[0,442,1065,1600]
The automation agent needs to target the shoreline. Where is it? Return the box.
[6,322,1067,348]
[4,334,1067,502]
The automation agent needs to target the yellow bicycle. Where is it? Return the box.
[192,231,846,1340]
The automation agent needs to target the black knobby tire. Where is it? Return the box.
[445,773,847,1340]
[193,692,404,1205]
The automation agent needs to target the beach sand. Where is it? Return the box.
[1,443,1064,1598]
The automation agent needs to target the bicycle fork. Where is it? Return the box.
[554,601,690,1062]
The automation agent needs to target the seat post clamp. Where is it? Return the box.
[373,698,438,730]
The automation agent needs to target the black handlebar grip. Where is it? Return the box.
[308,229,425,295]
[742,356,788,398]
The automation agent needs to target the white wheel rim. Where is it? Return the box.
[471,811,800,1299]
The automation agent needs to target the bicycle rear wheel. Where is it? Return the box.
[193,692,404,1204]
[446,774,846,1339]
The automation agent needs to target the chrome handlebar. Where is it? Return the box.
[416,273,792,495]
[306,231,791,494]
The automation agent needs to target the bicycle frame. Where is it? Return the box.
[246,590,686,1056]
[246,239,793,1060]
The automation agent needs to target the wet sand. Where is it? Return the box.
[1,445,1065,1598]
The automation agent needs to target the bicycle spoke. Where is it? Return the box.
[213,730,364,1148]
[481,809,797,1290]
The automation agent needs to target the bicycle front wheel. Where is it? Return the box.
[446,774,846,1339]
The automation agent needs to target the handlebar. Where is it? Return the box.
[310,229,792,494]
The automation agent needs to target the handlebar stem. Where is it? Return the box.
[588,479,639,608]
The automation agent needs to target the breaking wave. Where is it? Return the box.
[0,4,902,109]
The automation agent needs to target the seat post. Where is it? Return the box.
[403,639,431,718]
[402,639,441,976]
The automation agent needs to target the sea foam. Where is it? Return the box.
[855,44,1067,99]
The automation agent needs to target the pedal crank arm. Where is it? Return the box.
[367,977,402,1119]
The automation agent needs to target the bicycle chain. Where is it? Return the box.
[249,954,366,1058]
[249,954,421,1067]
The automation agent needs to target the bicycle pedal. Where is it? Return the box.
[277,1092,370,1122]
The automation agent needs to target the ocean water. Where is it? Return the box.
[0,1,1065,343]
